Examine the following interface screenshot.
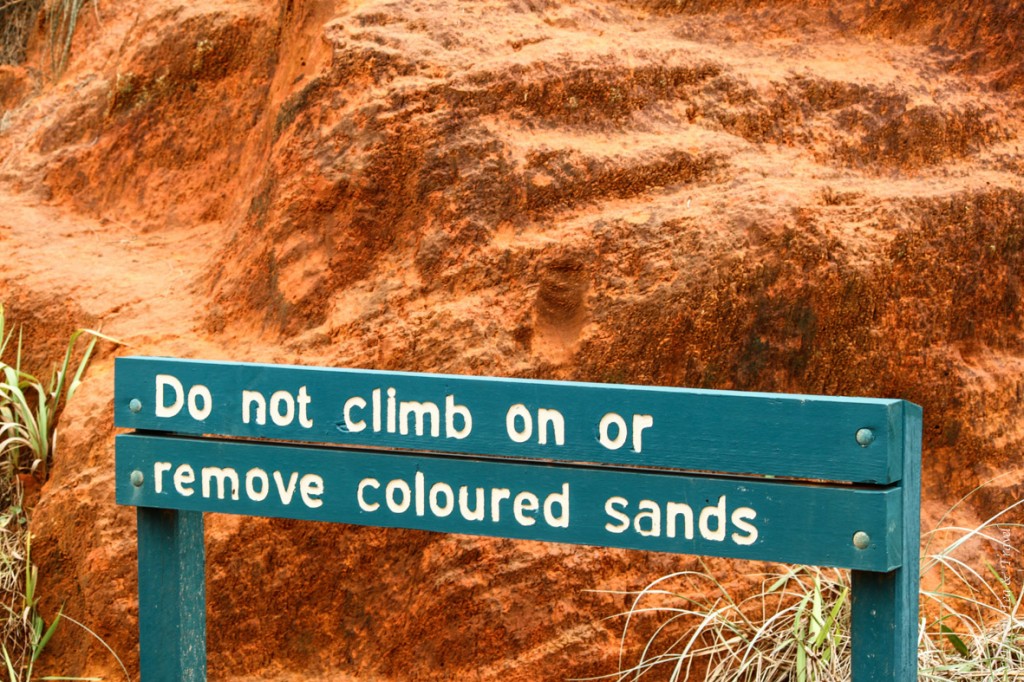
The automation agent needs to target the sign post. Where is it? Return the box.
[115,357,921,680]
[136,508,205,681]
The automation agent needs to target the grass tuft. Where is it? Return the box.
[0,304,117,486]
[0,303,124,681]
[0,0,42,66]
[588,563,851,681]
[0,0,99,76]
[594,489,1022,681]
[917,491,1024,681]
[46,0,98,77]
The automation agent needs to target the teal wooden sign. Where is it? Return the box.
[115,357,922,681]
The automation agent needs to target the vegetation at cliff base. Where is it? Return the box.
[0,303,119,680]
[599,492,1023,681]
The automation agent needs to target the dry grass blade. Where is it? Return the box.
[587,563,851,682]
[598,490,1022,681]
[918,493,1024,682]
[0,0,41,65]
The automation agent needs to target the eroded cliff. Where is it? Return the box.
[1,0,1022,679]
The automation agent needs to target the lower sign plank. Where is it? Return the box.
[116,434,901,572]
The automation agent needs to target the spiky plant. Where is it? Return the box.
[0,303,122,680]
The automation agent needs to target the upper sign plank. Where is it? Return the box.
[114,357,913,483]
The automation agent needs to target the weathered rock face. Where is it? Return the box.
[1,0,1022,679]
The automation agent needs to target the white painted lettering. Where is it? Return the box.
[445,395,473,439]
[154,461,172,494]
[604,496,630,533]
[202,467,240,500]
[400,400,440,437]
[634,500,661,537]
[297,386,314,428]
[372,388,382,432]
[300,474,324,508]
[666,502,694,539]
[155,374,184,418]
[490,488,511,522]
[270,390,295,426]
[513,491,539,526]
[386,478,411,513]
[187,385,213,421]
[173,464,195,497]
[599,412,628,450]
[415,471,425,516]
[246,468,269,502]
[699,495,727,542]
[429,482,454,517]
[537,408,565,446]
[542,483,570,528]
[357,478,380,511]
[273,471,299,505]
[458,486,485,521]
[506,404,532,443]
[242,390,266,425]
[632,414,653,453]
[386,388,397,433]
[731,507,758,545]
[344,396,367,432]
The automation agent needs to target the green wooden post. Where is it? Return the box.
[137,507,207,682]
[851,402,922,680]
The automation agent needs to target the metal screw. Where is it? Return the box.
[130,470,145,487]
[853,531,871,549]
[129,398,142,414]
[855,428,875,447]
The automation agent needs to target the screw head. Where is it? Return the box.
[130,470,144,487]
[129,398,142,414]
[855,428,875,447]
[853,531,871,549]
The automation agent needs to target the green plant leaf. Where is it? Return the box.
[0,311,125,681]
[809,575,824,645]
[33,608,63,662]
[940,624,970,657]
[812,586,848,650]
[2,645,18,682]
